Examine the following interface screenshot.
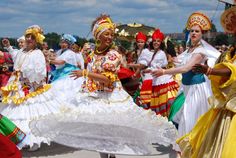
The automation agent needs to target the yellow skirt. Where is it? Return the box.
[177,107,236,158]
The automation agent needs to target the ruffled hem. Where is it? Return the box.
[0,85,75,147]
[30,88,178,154]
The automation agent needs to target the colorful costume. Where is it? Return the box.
[30,16,177,156]
[0,114,26,146]
[0,25,71,147]
[177,7,236,158]
[0,52,13,88]
[149,29,179,116]
[0,133,21,158]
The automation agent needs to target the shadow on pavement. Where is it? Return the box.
[22,142,79,157]
[152,144,177,158]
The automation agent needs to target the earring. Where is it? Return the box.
[95,39,101,48]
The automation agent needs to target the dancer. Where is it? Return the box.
[30,14,177,158]
[177,6,236,158]
[128,32,153,108]
[149,12,217,141]
[144,29,179,116]
[0,25,71,150]
[48,34,83,104]
[2,36,25,63]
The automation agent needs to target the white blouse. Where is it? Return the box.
[14,49,46,84]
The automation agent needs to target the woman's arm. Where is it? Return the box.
[50,59,65,65]
[151,53,204,77]
[70,70,111,86]
[193,64,231,77]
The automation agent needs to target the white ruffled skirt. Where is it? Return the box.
[0,76,83,147]
[50,76,84,105]
[30,82,178,155]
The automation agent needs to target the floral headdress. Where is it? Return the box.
[92,16,115,39]
[186,12,211,31]
[221,6,236,34]
[25,25,45,44]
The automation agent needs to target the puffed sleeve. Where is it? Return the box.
[137,48,153,66]
[150,50,168,69]
[21,49,47,84]
[56,50,78,66]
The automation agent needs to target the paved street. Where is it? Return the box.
[22,142,177,158]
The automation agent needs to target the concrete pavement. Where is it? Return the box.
[22,142,177,158]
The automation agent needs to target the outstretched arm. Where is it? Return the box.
[70,70,111,86]
[193,64,231,77]
[151,53,204,77]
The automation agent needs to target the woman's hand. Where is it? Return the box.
[142,68,152,74]
[192,64,208,74]
[151,68,165,77]
[70,70,83,79]
[2,39,10,48]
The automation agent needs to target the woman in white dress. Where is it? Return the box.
[48,34,83,104]
[0,25,71,150]
[149,12,218,151]
[30,15,178,158]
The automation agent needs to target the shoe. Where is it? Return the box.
[27,143,39,152]
[109,154,116,158]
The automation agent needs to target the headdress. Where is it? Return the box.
[136,32,147,42]
[186,12,211,31]
[221,6,236,34]
[92,16,115,39]
[17,36,25,42]
[25,25,45,44]
[61,34,77,45]
[152,29,164,41]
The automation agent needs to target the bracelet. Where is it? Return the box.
[206,67,212,76]
[82,69,87,77]
[86,70,89,78]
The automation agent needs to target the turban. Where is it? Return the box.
[25,25,45,44]
[136,32,147,42]
[92,16,115,39]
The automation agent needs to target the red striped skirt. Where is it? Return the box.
[150,81,179,117]
[140,79,152,105]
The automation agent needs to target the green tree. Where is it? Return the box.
[214,33,229,45]
[210,22,217,32]
[44,32,61,49]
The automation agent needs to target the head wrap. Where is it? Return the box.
[25,25,45,44]
[221,6,236,34]
[136,32,147,42]
[152,29,164,41]
[186,12,211,31]
[17,36,25,42]
[61,34,77,45]
[92,16,115,39]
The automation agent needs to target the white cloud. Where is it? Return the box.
[0,0,226,38]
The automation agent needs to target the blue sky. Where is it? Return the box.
[0,0,225,39]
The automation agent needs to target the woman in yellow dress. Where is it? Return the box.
[177,6,236,158]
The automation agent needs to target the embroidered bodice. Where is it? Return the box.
[84,49,122,92]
